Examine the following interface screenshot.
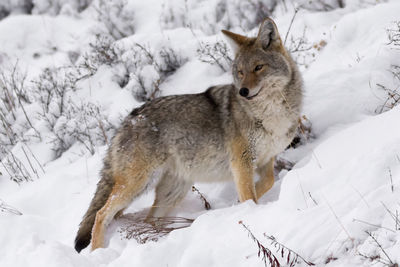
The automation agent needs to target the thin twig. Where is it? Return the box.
[191,186,211,210]
[296,171,308,208]
[21,145,39,180]
[323,196,352,240]
[308,192,318,205]
[264,234,315,266]
[350,184,370,208]
[284,7,299,45]
[381,202,400,230]
[388,169,394,193]
[0,198,23,215]
[352,218,395,233]
[23,144,45,174]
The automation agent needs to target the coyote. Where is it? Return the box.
[75,18,303,252]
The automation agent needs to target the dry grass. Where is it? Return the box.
[118,214,194,244]
[0,198,22,215]
[239,220,314,267]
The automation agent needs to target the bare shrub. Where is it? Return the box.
[76,34,186,101]
[36,99,111,157]
[375,22,400,113]
[51,101,113,156]
[287,28,317,69]
[0,0,33,20]
[296,0,345,12]
[32,0,91,15]
[197,40,232,72]
[33,67,76,116]
[0,63,41,154]
[93,0,134,40]
[387,21,400,49]
[31,64,114,157]
[32,66,77,154]
[160,0,277,35]
[358,231,398,267]
[76,34,122,79]
[127,43,188,102]
[0,146,32,184]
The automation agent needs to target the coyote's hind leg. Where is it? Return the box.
[91,168,150,251]
[147,172,192,219]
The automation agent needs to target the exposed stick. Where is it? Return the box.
[191,186,211,210]
[308,192,318,205]
[9,62,42,141]
[388,169,394,193]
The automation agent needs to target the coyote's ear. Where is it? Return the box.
[256,18,282,51]
[221,30,249,54]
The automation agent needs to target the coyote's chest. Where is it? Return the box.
[250,98,297,165]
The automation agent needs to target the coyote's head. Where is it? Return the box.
[222,18,292,100]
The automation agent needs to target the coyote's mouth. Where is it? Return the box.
[246,87,263,100]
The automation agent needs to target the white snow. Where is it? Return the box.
[1,0,400,266]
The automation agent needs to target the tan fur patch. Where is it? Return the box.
[242,72,259,90]
[255,157,275,200]
[91,159,151,251]
[230,136,257,203]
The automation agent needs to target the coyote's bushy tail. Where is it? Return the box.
[74,162,114,253]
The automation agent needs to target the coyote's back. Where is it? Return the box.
[75,18,302,252]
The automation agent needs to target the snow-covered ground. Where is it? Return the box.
[1,0,400,266]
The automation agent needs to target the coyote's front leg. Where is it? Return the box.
[230,136,257,203]
[255,157,275,200]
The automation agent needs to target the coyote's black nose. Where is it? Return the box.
[239,88,249,97]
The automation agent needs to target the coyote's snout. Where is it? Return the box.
[74,18,303,252]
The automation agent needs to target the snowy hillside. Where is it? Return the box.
[1,0,400,266]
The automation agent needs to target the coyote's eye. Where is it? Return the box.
[254,65,263,72]
[237,70,244,78]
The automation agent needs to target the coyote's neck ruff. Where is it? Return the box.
[75,18,303,252]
